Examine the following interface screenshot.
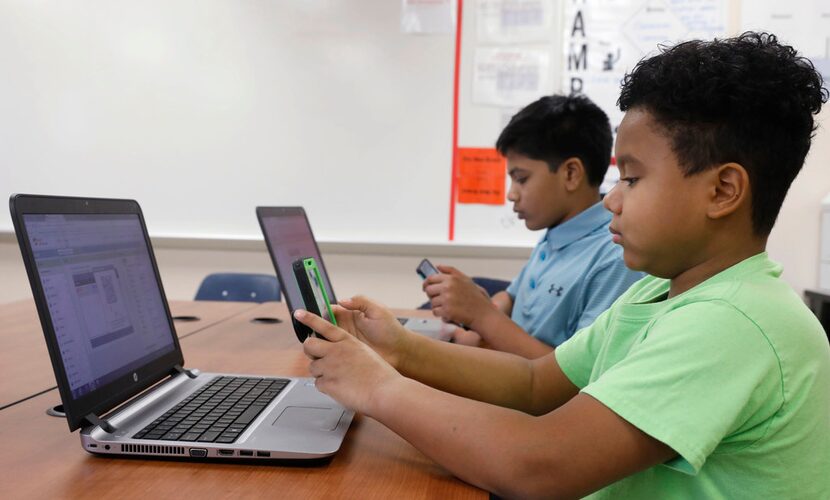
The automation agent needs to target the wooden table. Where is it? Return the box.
[0,301,484,499]
[0,299,259,410]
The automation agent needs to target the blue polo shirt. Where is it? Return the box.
[506,202,643,347]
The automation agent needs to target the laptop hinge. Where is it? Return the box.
[85,413,117,433]
[172,364,198,379]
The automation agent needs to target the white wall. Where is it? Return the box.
[766,109,830,294]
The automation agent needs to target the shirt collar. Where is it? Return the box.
[542,202,611,251]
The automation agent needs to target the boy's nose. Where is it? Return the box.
[603,184,621,214]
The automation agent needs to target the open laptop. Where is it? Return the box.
[255,206,454,341]
[10,194,353,461]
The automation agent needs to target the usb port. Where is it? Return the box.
[239,450,254,457]
[256,451,271,457]
[217,449,234,456]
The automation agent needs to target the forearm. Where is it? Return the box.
[368,377,550,498]
[368,379,674,499]
[398,331,538,413]
[471,307,554,359]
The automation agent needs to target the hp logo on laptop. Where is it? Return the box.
[133,372,138,382]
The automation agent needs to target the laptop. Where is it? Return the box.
[10,194,353,461]
[255,206,454,341]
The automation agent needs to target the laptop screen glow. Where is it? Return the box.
[23,213,176,399]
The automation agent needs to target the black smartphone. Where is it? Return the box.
[292,257,337,342]
[416,258,439,280]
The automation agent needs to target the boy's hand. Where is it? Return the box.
[327,295,411,370]
[452,328,483,346]
[422,265,493,329]
[296,309,400,415]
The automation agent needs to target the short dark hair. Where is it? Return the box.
[496,94,613,186]
[618,31,828,235]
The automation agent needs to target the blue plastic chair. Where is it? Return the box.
[194,273,281,303]
[472,277,512,297]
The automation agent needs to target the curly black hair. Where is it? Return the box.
[496,94,613,186]
[618,31,828,235]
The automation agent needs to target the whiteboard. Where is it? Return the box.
[0,0,456,244]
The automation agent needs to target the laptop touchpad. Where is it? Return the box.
[272,406,343,431]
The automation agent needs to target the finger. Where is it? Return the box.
[427,289,446,304]
[436,264,460,275]
[307,358,323,378]
[423,282,446,297]
[423,274,445,286]
[331,304,354,326]
[294,310,346,342]
[303,336,331,359]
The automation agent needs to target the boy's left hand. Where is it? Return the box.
[295,309,400,415]
[422,265,493,329]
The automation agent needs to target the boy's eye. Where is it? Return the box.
[620,177,639,187]
[514,177,528,184]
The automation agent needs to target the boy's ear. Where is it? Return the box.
[707,162,750,220]
[559,157,586,191]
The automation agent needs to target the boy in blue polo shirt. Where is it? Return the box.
[423,95,642,358]
[296,32,830,498]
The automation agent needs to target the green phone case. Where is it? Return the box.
[302,257,337,326]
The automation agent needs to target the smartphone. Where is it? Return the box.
[292,257,337,342]
[416,258,439,280]
[416,258,467,332]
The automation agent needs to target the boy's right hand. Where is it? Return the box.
[333,296,411,371]
[422,265,494,329]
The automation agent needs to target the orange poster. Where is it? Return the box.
[456,147,506,205]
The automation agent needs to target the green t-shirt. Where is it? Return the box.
[556,252,830,499]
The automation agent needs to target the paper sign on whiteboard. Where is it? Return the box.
[473,47,551,107]
[476,0,555,43]
[457,148,506,205]
[562,0,727,130]
[401,0,456,34]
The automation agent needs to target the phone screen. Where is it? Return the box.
[417,259,439,280]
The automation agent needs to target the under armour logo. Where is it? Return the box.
[548,284,564,296]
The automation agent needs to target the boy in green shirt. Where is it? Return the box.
[295,32,830,498]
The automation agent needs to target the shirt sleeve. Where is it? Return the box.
[554,306,616,389]
[579,301,783,474]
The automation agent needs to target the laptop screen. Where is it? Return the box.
[257,207,336,312]
[22,213,176,400]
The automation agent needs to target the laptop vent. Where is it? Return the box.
[121,444,186,455]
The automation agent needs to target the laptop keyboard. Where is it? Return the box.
[133,376,289,443]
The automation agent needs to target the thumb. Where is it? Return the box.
[339,295,376,315]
